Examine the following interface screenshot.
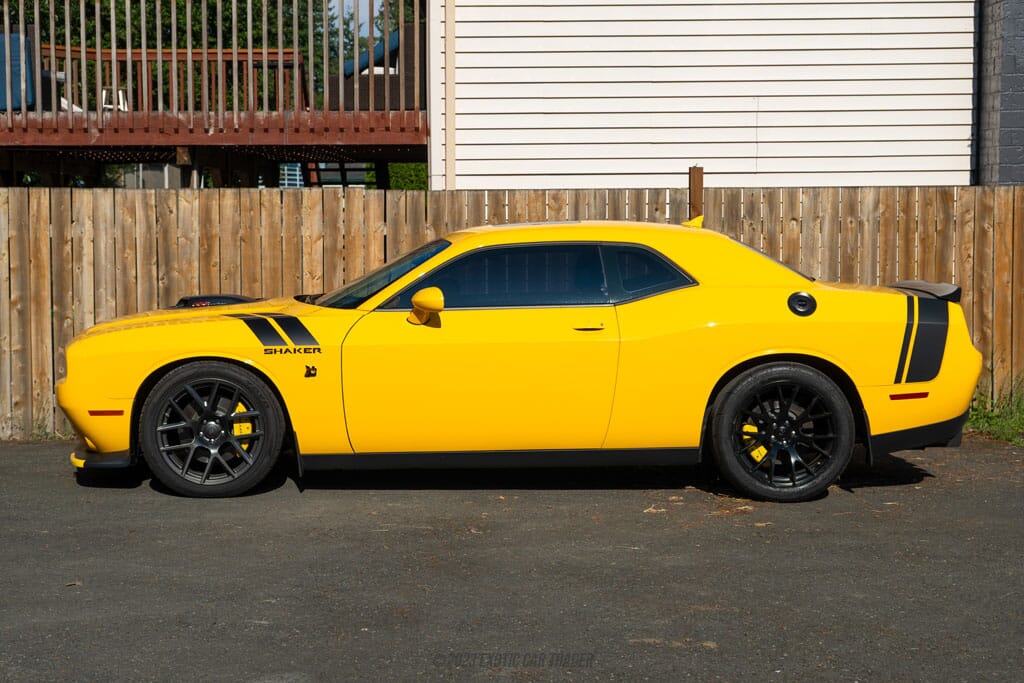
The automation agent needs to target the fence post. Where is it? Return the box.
[688,166,703,219]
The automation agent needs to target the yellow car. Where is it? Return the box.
[57,221,981,501]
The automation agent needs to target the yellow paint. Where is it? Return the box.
[55,221,982,465]
[70,452,86,469]
[681,215,704,228]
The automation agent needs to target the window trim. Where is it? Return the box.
[379,241,613,311]
[600,243,698,304]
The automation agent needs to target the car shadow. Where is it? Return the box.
[838,450,934,492]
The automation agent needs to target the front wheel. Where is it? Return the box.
[711,363,855,502]
[139,361,284,497]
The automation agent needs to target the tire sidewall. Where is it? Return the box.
[139,361,284,498]
[712,363,855,502]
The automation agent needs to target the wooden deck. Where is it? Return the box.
[1,2,426,148]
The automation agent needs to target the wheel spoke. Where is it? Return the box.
[207,381,222,415]
[157,421,190,433]
[213,451,239,479]
[787,448,800,486]
[160,442,192,453]
[180,444,199,476]
[789,396,819,425]
[184,384,207,413]
[231,410,261,420]
[233,430,264,441]
[199,451,216,483]
[226,437,255,465]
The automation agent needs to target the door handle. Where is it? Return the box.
[573,323,605,331]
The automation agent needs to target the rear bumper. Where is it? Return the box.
[868,409,969,456]
[70,444,134,470]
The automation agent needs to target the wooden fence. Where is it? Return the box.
[0,185,1021,439]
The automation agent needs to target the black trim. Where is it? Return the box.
[300,448,702,471]
[905,298,949,383]
[868,409,969,456]
[227,313,288,346]
[258,313,319,346]
[894,296,915,383]
[73,448,133,469]
[890,280,961,303]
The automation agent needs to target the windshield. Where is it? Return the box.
[315,240,451,309]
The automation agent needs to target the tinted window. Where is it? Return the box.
[316,239,451,309]
[383,244,609,309]
[609,246,693,302]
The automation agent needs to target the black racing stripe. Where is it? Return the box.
[227,314,288,346]
[905,298,949,383]
[894,296,915,384]
[258,313,319,346]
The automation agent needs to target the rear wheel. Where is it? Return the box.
[139,362,284,497]
[711,363,854,502]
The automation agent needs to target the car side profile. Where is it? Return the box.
[57,221,982,501]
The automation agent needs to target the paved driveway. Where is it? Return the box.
[1,438,1021,681]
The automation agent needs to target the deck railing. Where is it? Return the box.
[0,0,426,146]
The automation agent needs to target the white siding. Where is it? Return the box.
[429,0,975,190]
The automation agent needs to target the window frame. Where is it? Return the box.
[599,243,698,304]
[379,241,613,311]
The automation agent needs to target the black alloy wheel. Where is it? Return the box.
[140,362,284,497]
[712,363,855,502]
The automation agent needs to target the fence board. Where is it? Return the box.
[136,191,158,312]
[446,191,468,231]
[50,189,74,436]
[721,188,741,240]
[0,191,11,438]
[8,189,31,438]
[466,190,487,226]
[405,190,427,248]
[859,187,879,285]
[344,188,367,282]
[219,190,242,294]
[116,191,138,315]
[323,188,345,290]
[649,189,668,224]
[955,186,975,333]
[741,188,761,251]
[71,190,95,337]
[302,189,324,294]
[878,187,898,286]
[155,191,177,306]
[365,190,386,272]
[627,189,646,222]
[259,189,283,296]
[974,186,995,397]
[780,187,801,271]
[897,187,917,280]
[527,190,547,223]
[820,187,841,281]
[839,187,859,283]
[704,187,724,234]
[918,187,938,282]
[386,190,408,262]
[281,190,303,292]
[508,190,529,223]
[486,190,506,224]
[238,189,262,299]
[177,190,200,297]
[425,191,445,243]
[607,189,627,221]
[934,186,955,284]
[547,189,568,222]
[1013,187,1024,399]
[668,188,687,225]
[28,189,53,435]
[93,189,116,322]
[198,189,220,293]
[763,188,782,261]
[992,187,1014,399]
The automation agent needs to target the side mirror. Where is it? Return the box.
[407,287,444,325]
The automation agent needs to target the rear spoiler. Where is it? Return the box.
[888,280,961,303]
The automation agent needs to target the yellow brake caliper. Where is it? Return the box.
[232,402,253,449]
[742,423,768,463]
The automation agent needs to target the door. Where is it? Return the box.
[342,243,620,453]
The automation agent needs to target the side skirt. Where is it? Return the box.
[300,448,703,471]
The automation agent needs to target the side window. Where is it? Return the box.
[383,244,609,309]
[608,246,693,302]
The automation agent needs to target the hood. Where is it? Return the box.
[78,296,310,338]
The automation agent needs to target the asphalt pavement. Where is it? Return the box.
[1,437,1021,681]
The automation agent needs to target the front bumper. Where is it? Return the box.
[868,409,969,457]
[70,444,134,470]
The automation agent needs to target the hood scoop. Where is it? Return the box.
[173,294,261,308]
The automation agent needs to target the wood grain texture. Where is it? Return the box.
[485,190,506,224]
[259,189,283,296]
[819,187,840,281]
[218,189,241,294]
[386,190,409,261]
[198,188,220,293]
[954,186,975,332]
[323,188,345,290]
[344,188,366,282]
[973,186,994,397]
[115,190,138,315]
[800,188,822,279]
[741,188,761,251]
[721,188,742,239]
[991,187,1014,399]
[365,190,386,271]
[648,189,668,224]
[302,189,324,294]
[934,185,955,283]
[49,188,74,435]
[92,189,116,322]
[703,187,725,234]
[780,187,802,271]
[28,188,53,435]
[917,186,938,282]
[858,186,879,285]
[877,187,898,286]
[405,190,427,248]
[8,189,31,437]
[897,186,917,280]
[136,190,158,311]
[281,190,303,293]
[839,187,859,283]
[238,189,263,298]
[0,190,11,437]
[1013,187,1024,398]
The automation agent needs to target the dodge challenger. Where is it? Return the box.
[57,221,982,501]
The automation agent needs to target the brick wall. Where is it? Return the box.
[979,0,1024,184]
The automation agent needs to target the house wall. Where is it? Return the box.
[979,0,1024,184]
[429,0,976,190]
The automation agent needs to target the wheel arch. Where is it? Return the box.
[129,356,297,460]
[699,353,870,462]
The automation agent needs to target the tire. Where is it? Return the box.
[139,361,284,498]
[711,363,854,502]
